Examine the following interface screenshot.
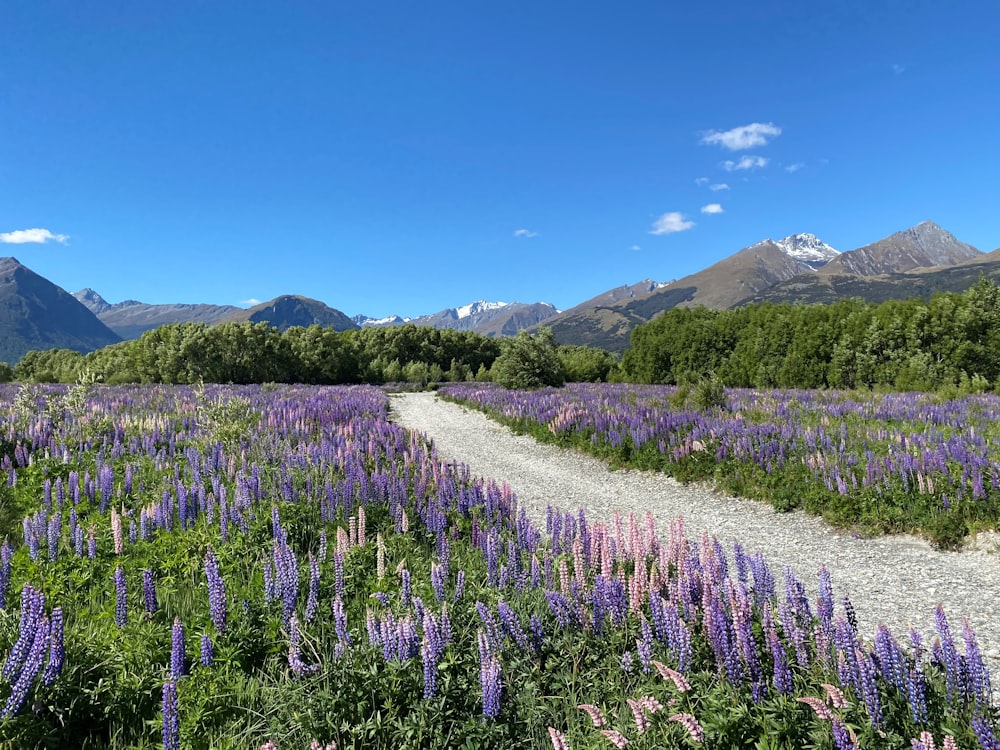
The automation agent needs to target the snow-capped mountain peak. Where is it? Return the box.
[454,300,508,319]
[774,233,840,268]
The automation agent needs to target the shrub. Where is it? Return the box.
[492,329,565,390]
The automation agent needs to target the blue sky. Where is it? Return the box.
[1,1,997,318]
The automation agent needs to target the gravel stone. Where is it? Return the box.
[390,391,1000,669]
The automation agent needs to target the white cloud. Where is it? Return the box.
[709,183,730,191]
[0,227,70,244]
[240,298,262,307]
[785,162,805,173]
[513,228,538,238]
[630,245,641,251]
[700,122,781,150]
[722,155,769,171]
[701,204,724,214]
[892,63,905,75]
[694,177,709,186]
[649,212,695,235]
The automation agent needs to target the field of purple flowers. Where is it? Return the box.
[437,383,1000,550]
[0,383,997,749]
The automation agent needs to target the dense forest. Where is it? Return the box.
[9,323,618,386]
[10,278,1000,392]
[621,277,1000,392]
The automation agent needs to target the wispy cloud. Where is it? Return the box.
[700,122,781,151]
[785,162,805,173]
[513,228,538,238]
[0,227,70,244]
[892,63,905,75]
[240,298,262,307]
[650,212,695,235]
[701,204,724,215]
[694,177,709,186]
[722,155,768,171]
[630,245,641,251]
[709,183,730,191]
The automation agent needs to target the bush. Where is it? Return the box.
[492,329,565,390]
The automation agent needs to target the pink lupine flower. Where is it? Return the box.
[942,735,957,750]
[668,713,705,743]
[796,696,834,720]
[652,660,691,691]
[598,729,629,748]
[636,695,664,714]
[627,698,650,734]
[821,682,848,708]
[548,727,569,750]
[577,703,606,727]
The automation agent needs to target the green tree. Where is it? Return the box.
[492,328,565,390]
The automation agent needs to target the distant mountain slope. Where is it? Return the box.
[1,258,121,363]
[819,221,980,276]
[739,252,1000,307]
[541,223,988,351]
[220,295,359,332]
[355,300,559,337]
[74,288,239,339]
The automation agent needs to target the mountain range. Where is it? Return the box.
[2,220,997,364]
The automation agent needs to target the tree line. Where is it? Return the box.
[621,276,1000,391]
[10,322,618,386]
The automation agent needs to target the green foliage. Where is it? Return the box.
[15,322,505,387]
[492,329,565,390]
[556,345,618,383]
[622,277,1000,392]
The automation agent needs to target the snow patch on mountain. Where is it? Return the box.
[454,300,508,319]
[775,233,840,268]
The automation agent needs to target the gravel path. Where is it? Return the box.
[390,391,1000,669]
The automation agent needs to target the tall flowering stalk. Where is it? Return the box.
[142,569,158,615]
[171,618,186,679]
[114,566,127,628]
[162,680,180,750]
[204,548,227,633]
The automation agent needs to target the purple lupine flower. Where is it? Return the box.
[263,559,276,603]
[171,617,186,679]
[288,615,320,676]
[200,634,214,667]
[431,562,446,603]
[47,514,60,562]
[454,569,465,601]
[934,604,966,705]
[905,665,929,724]
[830,718,858,750]
[620,650,634,674]
[128,520,137,545]
[114,566,127,628]
[143,569,158,615]
[636,616,654,674]
[204,548,227,633]
[162,680,180,750]
[971,716,1000,750]
[305,553,320,623]
[332,596,351,649]
[529,615,544,652]
[421,635,438,699]
[496,601,530,652]
[1,614,50,718]
[963,619,992,707]
[87,525,97,559]
[854,646,882,727]
[0,539,11,609]
[478,630,502,719]
[42,607,65,686]
[400,568,412,608]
